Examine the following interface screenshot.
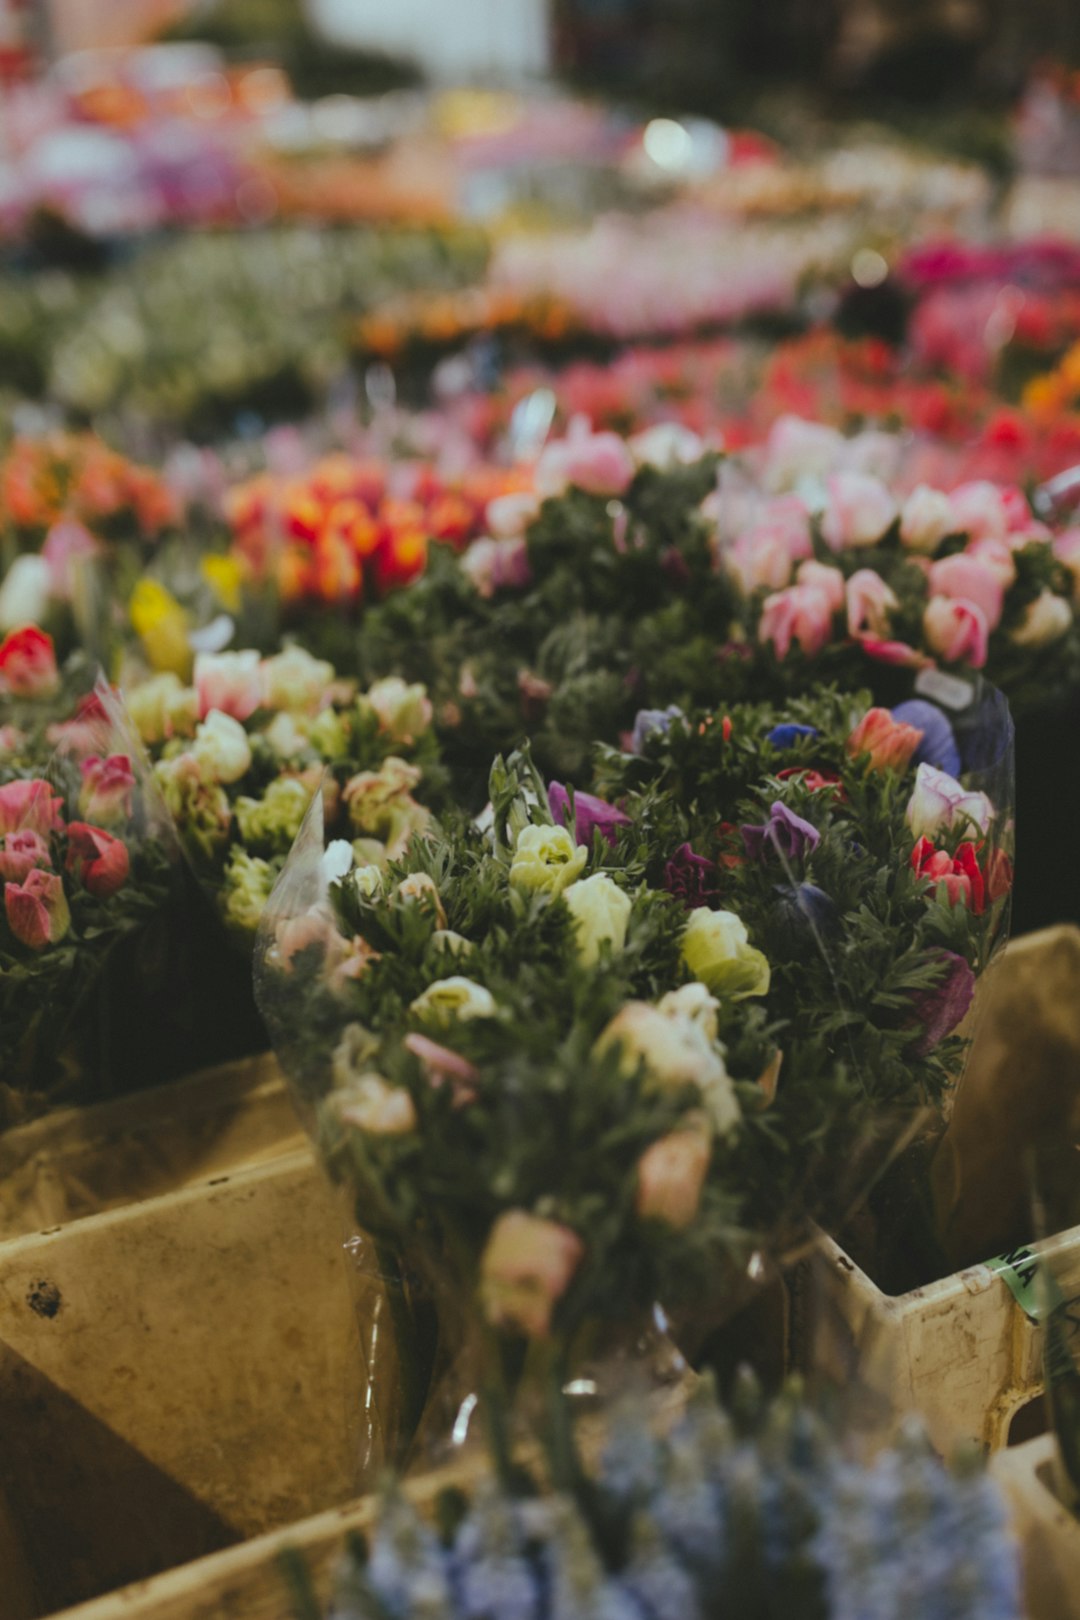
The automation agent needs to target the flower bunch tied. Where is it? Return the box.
[254,745,780,1458]
[0,629,178,1116]
[127,645,446,945]
[589,683,1013,1235]
[719,421,1080,712]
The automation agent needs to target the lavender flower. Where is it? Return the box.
[741,801,821,864]
[631,706,684,754]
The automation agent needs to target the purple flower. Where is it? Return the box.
[891,700,961,778]
[631,705,684,754]
[548,782,631,847]
[663,843,720,906]
[909,949,976,1055]
[741,801,821,864]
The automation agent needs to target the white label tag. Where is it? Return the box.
[915,667,974,711]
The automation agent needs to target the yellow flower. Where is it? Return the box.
[130,580,192,677]
[681,908,770,1000]
[201,554,247,615]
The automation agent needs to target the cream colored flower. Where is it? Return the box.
[681,908,770,1000]
[410,976,497,1025]
[562,872,632,965]
[509,823,587,896]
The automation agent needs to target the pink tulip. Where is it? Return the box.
[948,481,1012,543]
[0,828,51,883]
[820,472,898,551]
[403,1031,479,1108]
[758,584,835,660]
[42,520,100,600]
[535,428,636,500]
[5,868,70,950]
[965,536,1016,589]
[0,778,63,837]
[636,1122,711,1229]
[927,555,1005,631]
[859,637,928,668]
[78,755,135,826]
[728,529,793,593]
[480,1210,584,1339]
[923,596,989,668]
[846,568,899,639]
[796,559,846,612]
[0,626,59,697]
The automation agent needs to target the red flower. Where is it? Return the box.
[776,766,844,796]
[0,626,59,697]
[66,822,130,898]
[911,836,985,913]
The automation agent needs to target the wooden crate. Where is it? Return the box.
[992,1434,1080,1620]
[0,1054,302,1241]
[790,927,1080,1453]
[0,1149,395,1620]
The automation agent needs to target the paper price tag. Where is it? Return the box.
[915,667,975,712]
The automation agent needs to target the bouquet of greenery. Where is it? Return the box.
[309,1378,1020,1620]
[0,628,182,1119]
[126,646,446,946]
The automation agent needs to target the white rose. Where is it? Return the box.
[410,975,497,1024]
[562,872,632,966]
[190,709,252,784]
[0,555,52,630]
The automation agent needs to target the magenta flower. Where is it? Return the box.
[548,782,630,848]
[909,949,976,1054]
[663,843,720,906]
[741,801,821,864]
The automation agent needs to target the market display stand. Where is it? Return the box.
[994,1435,1080,1620]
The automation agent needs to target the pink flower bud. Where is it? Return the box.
[78,754,135,826]
[845,568,899,639]
[758,584,835,660]
[795,560,846,613]
[927,554,1004,632]
[820,472,898,551]
[0,828,51,883]
[5,868,70,950]
[480,1210,584,1339]
[923,596,989,668]
[0,777,64,837]
[194,650,263,722]
[636,1120,711,1229]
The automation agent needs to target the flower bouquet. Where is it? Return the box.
[253,670,1011,1465]
[0,627,183,1121]
[127,645,446,950]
